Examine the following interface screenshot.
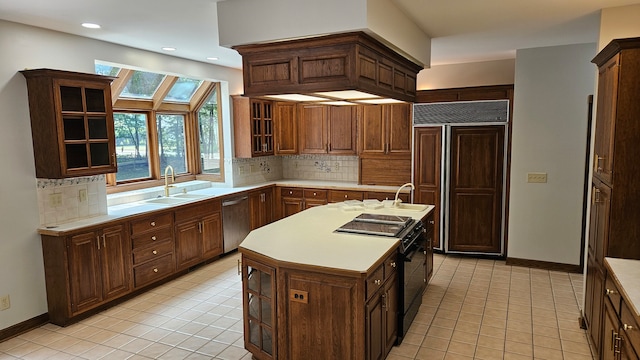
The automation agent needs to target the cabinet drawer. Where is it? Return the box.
[131,227,172,249]
[132,240,174,265]
[329,190,363,202]
[605,275,622,315]
[304,189,327,200]
[175,200,220,223]
[621,300,640,352]
[384,253,398,282]
[281,187,303,198]
[366,264,385,299]
[133,253,175,288]
[131,212,172,234]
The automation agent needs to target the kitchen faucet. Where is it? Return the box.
[164,165,175,197]
[394,182,415,207]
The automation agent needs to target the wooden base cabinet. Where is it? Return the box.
[250,187,274,230]
[601,270,640,359]
[42,223,132,325]
[175,200,223,270]
[241,249,399,360]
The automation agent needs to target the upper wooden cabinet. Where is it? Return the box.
[233,96,274,158]
[20,69,117,178]
[298,104,357,155]
[274,102,297,155]
[359,103,412,158]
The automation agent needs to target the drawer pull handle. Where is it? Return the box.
[429,220,435,224]
[314,192,317,196]
[153,268,158,273]
[624,324,634,331]
[374,279,382,286]
[151,236,157,241]
[390,262,396,268]
[344,194,348,198]
[606,288,617,295]
[152,250,158,255]
[151,221,156,227]
[289,191,293,195]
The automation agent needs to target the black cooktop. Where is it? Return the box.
[335,213,415,237]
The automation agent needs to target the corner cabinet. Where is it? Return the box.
[20,69,117,178]
[584,37,640,358]
[233,96,274,158]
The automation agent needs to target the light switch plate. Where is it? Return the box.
[527,172,547,183]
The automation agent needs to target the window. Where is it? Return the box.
[99,64,223,189]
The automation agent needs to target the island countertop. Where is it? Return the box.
[239,204,434,273]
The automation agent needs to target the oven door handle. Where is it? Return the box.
[404,245,421,261]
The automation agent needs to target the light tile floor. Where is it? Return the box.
[0,253,594,360]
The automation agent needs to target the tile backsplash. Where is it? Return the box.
[37,175,107,226]
[282,155,358,182]
[231,156,283,186]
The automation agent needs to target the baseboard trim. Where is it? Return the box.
[0,313,49,342]
[506,257,582,273]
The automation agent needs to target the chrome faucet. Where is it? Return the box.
[164,165,175,197]
[394,182,415,207]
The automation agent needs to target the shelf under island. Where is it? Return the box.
[239,204,435,360]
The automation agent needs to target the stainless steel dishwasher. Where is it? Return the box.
[222,195,250,253]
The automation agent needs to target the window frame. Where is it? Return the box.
[105,68,223,193]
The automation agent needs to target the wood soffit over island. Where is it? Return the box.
[233,32,424,103]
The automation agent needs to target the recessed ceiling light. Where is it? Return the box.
[162,47,176,51]
[206,57,219,61]
[314,90,380,100]
[81,23,101,29]
[264,94,328,102]
[356,98,405,104]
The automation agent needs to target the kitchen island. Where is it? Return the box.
[239,203,434,360]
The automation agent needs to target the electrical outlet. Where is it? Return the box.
[334,162,340,171]
[49,193,63,207]
[78,189,88,203]
[0,295,10,311]
[527,172,547,183]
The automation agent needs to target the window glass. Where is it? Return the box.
[113,113,150,182]
[198,88,221,174]
[157,114,187,174]
[95,64,120,77]
[165,78,202,102]
[121,71,165,99]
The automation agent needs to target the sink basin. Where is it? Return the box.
[146,197,189,205]
[394,203,428,211]
[172,193,206,199]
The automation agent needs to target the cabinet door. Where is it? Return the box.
[593,55,619,185]
[585,256,605,355]
[299,104,327,153]
[281,197,304,217]
[252,100,274,156]
[383,276,398,354]
[274,102,297,155]
[175,219,203,269]
[100,224,131,300]
[360,105,386,155]
[366,290,385,360]
[68,231,102,314]
[414,127,442,249]
[328,106,357,154]
[602,300,619,360]
[242,256,277,360]
[56,79,117,177]
[251,189,274,230]
[590,179,612,262]
[387,104,412,155]
[201,212,223,259]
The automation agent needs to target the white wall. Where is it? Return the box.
[599,4,640,50]
[417,59,516,90]
[507,43,597,265]
[0,19,242,331]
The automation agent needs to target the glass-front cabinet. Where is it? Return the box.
[242,255,276,360]
[21,69,117,178]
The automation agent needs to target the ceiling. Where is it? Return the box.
[0,0,639,69]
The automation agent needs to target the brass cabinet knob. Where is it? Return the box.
[390,262,396,268]
[314,192,317,196]
[624,324,634,331]
[151,236,157,241]
[151,221,156,227]
[606,288,617,295]
[152,250,158,255]
[153,268,158,273]
[374,279,382,286]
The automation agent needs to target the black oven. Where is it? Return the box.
[397,220,426,344]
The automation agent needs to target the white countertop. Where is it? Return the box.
[38,180,412,235]
[239,204,434,273]
[605,257,640,318]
